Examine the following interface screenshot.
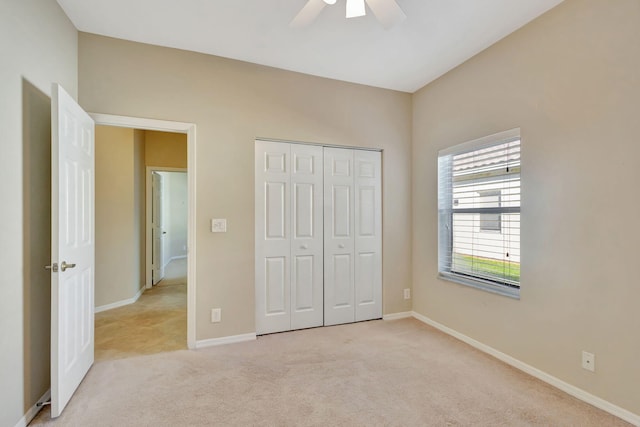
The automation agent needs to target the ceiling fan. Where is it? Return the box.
[291,0,406,29]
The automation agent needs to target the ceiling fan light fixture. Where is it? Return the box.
[322,0,337,4]
[346,0,366,18]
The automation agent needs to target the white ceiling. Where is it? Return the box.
[57,0,564,93]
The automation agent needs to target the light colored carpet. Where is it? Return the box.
[94,259,187,361]
[31,318,629,426]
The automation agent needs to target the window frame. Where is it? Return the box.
[437,128,521,299]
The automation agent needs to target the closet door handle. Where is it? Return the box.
[300,244,308,250]
[338,244,345,249]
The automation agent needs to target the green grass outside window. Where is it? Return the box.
[453,253,520,284]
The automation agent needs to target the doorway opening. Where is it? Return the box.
[148,169,188,288]
[91,114,196,358]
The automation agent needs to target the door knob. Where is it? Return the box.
[338,244,345,249]
[60,261,76,272]
[300,245,308,250]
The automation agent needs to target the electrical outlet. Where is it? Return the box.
[403,288,411,300]
[582,351,595,372]
[211,308,221,323]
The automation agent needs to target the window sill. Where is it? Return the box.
[438,272,520,299]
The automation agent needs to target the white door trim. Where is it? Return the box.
[146,166,187,289]
[90,113,197,350]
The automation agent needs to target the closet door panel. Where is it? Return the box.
[291,144,324,330]
[324,147,355,326]
[332,253,352,306]
[354,150,382,321]
[293,255,314,309]
[255,141,291,334]
[265,257,287,314]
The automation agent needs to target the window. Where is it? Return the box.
[478,190,501,232]
[438,129,521,298]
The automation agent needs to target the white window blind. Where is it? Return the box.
[438,129,521,297]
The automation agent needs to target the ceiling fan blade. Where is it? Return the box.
[290,0,327,28]
[364,0,406,29]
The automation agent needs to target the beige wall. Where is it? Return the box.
[79,33,413,340]
[145,130,187,168]
[22,79,53,426]
[0,1,77,425]
[412,0,640,416]
[95,126,146,307]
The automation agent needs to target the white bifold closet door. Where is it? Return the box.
[255,141,324,335]
[324,148,382,326]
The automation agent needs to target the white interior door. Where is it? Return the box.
[152,171,165,284]
[50,83,95,418]
[255,141,291,334]
[354,150,382,321]
[324,147,356,326]
[290,144,324,330]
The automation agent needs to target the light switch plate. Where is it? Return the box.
[211,218,227,233]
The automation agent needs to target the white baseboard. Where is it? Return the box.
[14,388,50,427]
[411,311,640,426]
[383,311,413,321]
[195,333,256,349]
[95,286,145,313]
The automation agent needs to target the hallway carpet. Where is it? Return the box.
[31,318,630,426]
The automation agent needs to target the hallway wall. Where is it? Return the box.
[145,130,187,168]
[95,126,145,308]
